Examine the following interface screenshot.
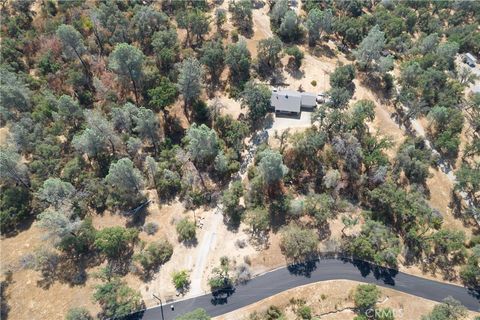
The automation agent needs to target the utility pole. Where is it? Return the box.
[152,294,165,320]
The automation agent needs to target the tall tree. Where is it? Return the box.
[147,77,178,112]
[278,11,301,42]
[109,43,145,104]
[185,123,220,167]
[91,2,130,46]
[455,162,480,205]
[354,284,380,313]
[257,149,288,186]
[354,25,386,70]
[0,67,31,120]
[94,226,139,259]
[176,57,204,120]
[421,297,467,320]
[152,28,179,71]
[226,40,251,85]
[85,110,119,154]
[104,158,145,208]
[37,204,81,239]
[270,0,289,30]
[72,128,107,163]
[306,9,333,46]
[132,107,160,154]
[240,81,271,125]
[176,9,209,47]
[229,0,253,35]
[131,5,168,52]
[93,277,143,318]
[37,178,76,209]
[460,245,480,288]
[56,25,91,82]
[56,95,83,129]
[200,40,225,85]
[343,219,400,268]
[0,146,30,189]
[280,223,319,262]
[257,36,283,71]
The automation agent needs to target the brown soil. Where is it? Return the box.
[1,224,101,320]
[0,126,9,145]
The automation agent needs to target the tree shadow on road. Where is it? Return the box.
[341,258,398,286]
[211,287,236,305]
[287,260,318,278]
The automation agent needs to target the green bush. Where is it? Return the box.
[176,218,196,242]
[231,29,239,42]
[172,270,190,292]
[65,307,92,320]
[93,278,143,318]
[297,305,312,320]
[354,284,380,312]
[285,46,304,69]
[0,185,31,234]
[134,240,173,273]
[143,222,159,235]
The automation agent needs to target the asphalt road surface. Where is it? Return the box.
[126,258,480,320]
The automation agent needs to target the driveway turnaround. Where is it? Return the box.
[126,258,480,320]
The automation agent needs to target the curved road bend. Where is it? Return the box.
[127,258,480,320]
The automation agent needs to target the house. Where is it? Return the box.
[271,90,317,114]
[464,53,477,67]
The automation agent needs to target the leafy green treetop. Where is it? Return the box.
[93,277,143,319]
[65,307,93,320]
[240,80,272,125]
[306,8,333,46]
[421,297,467,320]
[226,40,251,85]
[257,149,288,186]
[354,284,380,313]
[94,226,139,259]
[37,178,76,209]
[278,11,301,42]
[176,57,204,118]
[280,223,319,262]
[109,43,145,104]
[104,158,145,208]
[0,146,30,189]
[354,25,386,70]
[185,123,220,167]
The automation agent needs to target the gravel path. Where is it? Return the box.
[188,208,223,297]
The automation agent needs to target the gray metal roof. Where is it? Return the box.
[466,53,477,63]
[271,90,317,112]
[271,91,302,113]
[301,92,316,107]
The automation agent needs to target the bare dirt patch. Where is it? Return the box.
[244,4,273,57]
[0,126,9,145]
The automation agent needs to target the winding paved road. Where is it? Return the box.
[126,258,479,320]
